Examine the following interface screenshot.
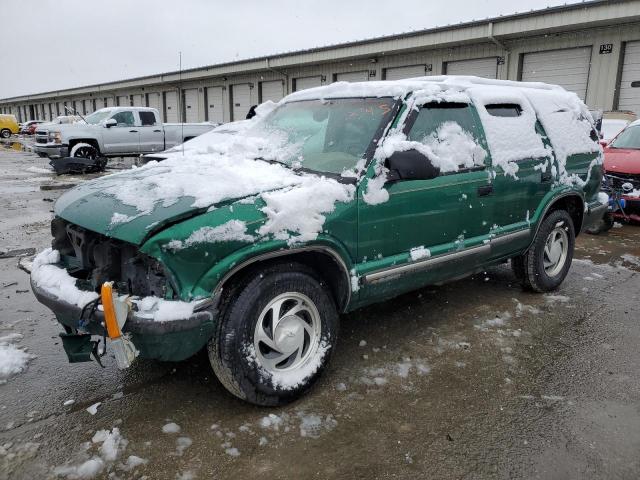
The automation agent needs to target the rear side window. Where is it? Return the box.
[139,111,157,126]
[407,102,487,170]
[485,103,522,117]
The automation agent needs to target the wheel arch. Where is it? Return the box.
[68,138,100,152]
[536,192,585,238]
[213,246,353,313]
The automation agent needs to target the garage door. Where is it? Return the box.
[294,76,322,91]
[521,47,591,100]
[335,71,369,82]
[147,92,161,112]
[618,40,640,115]
[183,88,200,123]
[106,97,115,108]
[206,87,224,124]
[117,95,129,107]
[384,65,427,80]
[446,57,497,78]
[231,84,251,121]
[131,94,144,107]
[260,80,284,103]
[164,91,179,123]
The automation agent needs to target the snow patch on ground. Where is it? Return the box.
[0,334,34,383]
[162,422,181,434]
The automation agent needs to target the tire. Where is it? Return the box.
[208,262,339,406]
[515,209,575,292]
[0,129,11,139]
[70,142,99,160]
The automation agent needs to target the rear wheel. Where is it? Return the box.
[514,209,575,292]
[0,129,11,139]
[208,262,338,406]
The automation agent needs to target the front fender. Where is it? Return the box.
[192,235,355,300]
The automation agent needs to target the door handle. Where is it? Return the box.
[477,184,493,197]
[541,171,552,182]
[153,129,161,133]
[129,129,138,133]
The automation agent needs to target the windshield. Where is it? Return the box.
[610,125,640,149]
[253,98,395,174]
[84,110,113,125]
[602,119,629,141]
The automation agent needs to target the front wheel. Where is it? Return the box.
[0,129,11,139]
[514,209,575,292]
[208,263,338,406]
[70,142,99,160]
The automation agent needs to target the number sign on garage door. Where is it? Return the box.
[260,80,284,103]
[618,40,640,116]
[384,65,427,80]
[294,76,322,91]
[183,88,200,123]
[231,84,251,121]
[521,47,592,101]
[446,57,498,78]
[164,91,179,123]
[335,71,369,82]
[206,87,224,124]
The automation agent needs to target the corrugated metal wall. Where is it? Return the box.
[2,16,639,121]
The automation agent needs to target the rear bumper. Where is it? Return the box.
[582,200,608,231]
[31,277,219,362]
[33,143,68,158]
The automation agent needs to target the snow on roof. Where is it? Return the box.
[283,75,563,102]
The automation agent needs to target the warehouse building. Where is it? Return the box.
[1,0,639,123]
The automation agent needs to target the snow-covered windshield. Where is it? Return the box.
[601,119,629,141]
[254,98,395,174]
[610,125,640,149]
[84,110,113,125]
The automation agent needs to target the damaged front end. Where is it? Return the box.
[31,217,219,365]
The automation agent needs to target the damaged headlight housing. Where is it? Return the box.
[48,131,62,144]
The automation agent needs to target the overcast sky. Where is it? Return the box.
[2,0,571,99]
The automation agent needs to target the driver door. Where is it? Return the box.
[355,102,496,301]
[102,110,139,154]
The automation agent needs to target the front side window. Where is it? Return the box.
[407,103,487,170]
[111,111,135,127]
[255,98,395,175]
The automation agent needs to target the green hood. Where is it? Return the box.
[54,169,271,245]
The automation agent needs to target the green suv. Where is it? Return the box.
[30,77,606,406]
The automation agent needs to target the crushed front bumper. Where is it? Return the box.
[31,277,219,362]
[33,143,68,158]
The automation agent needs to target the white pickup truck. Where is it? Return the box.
[33,107,216,159]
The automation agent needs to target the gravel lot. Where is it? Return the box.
[0,143,639,480]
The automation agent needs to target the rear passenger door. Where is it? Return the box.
[137,110,164,153]
[356,102,496,300]
[479,103,555,258]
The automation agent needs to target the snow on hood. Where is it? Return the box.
[55,113,354,246]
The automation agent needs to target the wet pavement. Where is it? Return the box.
[0,146,639,479]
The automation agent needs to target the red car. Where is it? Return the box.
[603,119,640,223]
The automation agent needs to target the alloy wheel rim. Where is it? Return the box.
[253,292,321,374]
[74,147,96,159]
[543,226,569,277]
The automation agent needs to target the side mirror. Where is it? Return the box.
[104,119,117,128]
[386,149,440,182]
